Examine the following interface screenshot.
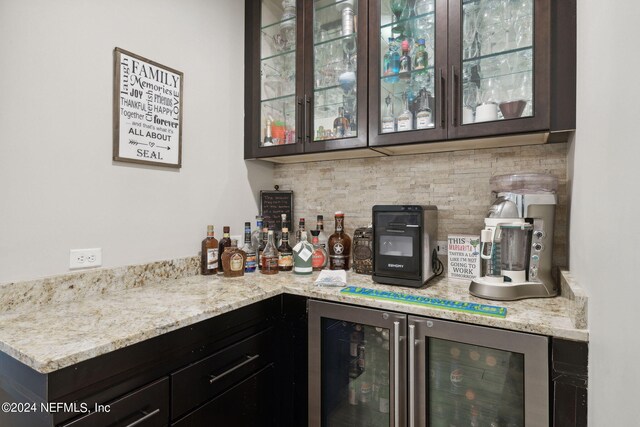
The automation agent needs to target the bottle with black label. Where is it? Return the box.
[201,225,219,275]
[218,226,231,273]
[277,227,293,271]
[328,211,352,270]
[241,222,257,273]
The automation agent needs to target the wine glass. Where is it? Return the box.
[463,4,479,59]
[390,0,407,35]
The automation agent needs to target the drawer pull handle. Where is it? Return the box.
[208,354,260,384]
[125,408,160,427]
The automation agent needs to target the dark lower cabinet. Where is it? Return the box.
[551,338,588,427]
[172,364,276,427]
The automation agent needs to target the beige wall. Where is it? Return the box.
[0,0,273,283]
[274,143,568,268]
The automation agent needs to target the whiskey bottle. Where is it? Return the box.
[399,39,412,74]
[381,94,396,134]
[293,232,314,275]
[258,222,268,267]
[260,230,279,275]
[251,215,264,251]
[241,222,257,273]
[397,92,413,131]
[218,226,232,273]
[201,225,219,275]
[310,230,328,270]
[277,213,288,247]
[415,88,433,129]
[315,215,328,249]
[222,240,246,278]
[277,227,294,271]
[333,107,350,139]
[328,211,352,270]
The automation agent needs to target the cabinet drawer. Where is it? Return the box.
[61,377,169,427]
[171,364,276,427]
[171,326,275,419]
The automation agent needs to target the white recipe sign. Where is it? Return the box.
[113,48,183,168]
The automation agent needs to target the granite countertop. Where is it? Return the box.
[0,265,588,374]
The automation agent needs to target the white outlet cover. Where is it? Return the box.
[70,248,102,269]
[436,241,448,256]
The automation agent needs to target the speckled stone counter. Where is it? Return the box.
[0,260,588,374]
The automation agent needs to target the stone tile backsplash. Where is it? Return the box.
[273,143,568,268]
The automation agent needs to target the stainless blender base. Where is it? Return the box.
[469,278,558,301]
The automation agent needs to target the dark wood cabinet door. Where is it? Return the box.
[446,0,551,140]
[368,0,449,148]
[244,0,305,159]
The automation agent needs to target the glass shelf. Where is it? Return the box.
[261,48,296,62]
[463,45,533,64]
[380,66,434,81]
[314,83,343,94]
[261,16,296,31]
[314,0,350,13]
[261,93,296,103]
[380,10,435,31]
[314,33,355,48]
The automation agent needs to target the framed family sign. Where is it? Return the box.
[113,47,183,168]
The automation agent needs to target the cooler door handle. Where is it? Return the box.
[393,321,400,427]
[409,324,416,427]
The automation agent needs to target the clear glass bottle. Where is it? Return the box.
[277,227,293,271]
[277,213,288,247]
[415,88,433,129]
[260,230,279,274]
[381,94,396,134]
[328,211,352,270]
[201,225,219,275]
[295,218,309,246]
[414,38,427,71]
[263,118,274,146]
[387,38,400,83]
[310,230,328,270]
[293,232,314,275]
[241,222,257,273]
[333,107,350,139]
[258,222,269,268]
[399,39,412,74]
[251,215,264,251]
[218,226,231,273]
[315,215,328,249]
[397,92,413,131]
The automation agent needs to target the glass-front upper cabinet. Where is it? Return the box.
[448,0,551,139]
[369,0,448,147]
[304,0,368,152]
[246,0,304,158]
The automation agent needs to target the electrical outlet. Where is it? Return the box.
[436,241,448,256]
[70,248,102,269]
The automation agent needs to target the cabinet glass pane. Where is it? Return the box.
[260,0,297,147]
[313,0,359,142]
[461,0,533,124]
[428,338,524,427]
[379,0,437,134]
[321,318,391,427]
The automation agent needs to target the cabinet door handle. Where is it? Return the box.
[208,354,260,384]
[297,97,303,142]
[438,68,446,129]
[124,408,160,427]
[451,65,459,127]
[305,94,312,143]
[393,321,400,427]
[408,324,416,427]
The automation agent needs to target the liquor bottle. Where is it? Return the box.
[241,222,257,273]
[333,107,350,139]
[278,213,288,247]
[292,232,314,275]
[251,215,264,251]
[277,227,294,271]
[263,118,273,146]
[378,368,390,414]
[315,215,329,249]
[295,218,309,246]
[260,230,279,274]
[389,38,400,82]
[258,222,268,267]
[310,230,328,270]
[381,94,396,134]
[200,225,219,275]
[221,240,246,278]
[383,39,392,78]
[218,226,232,273]
[397,92,413,131]
[415,88,433,129]
[399,39,412,74]
[414,38,427,71]
[328,211,352,270]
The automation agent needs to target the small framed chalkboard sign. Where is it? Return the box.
[260,187,293,231]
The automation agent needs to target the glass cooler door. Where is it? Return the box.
[309,301,407,427]
[409,316,549,427]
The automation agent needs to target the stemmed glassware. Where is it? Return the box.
[390,0,407,35]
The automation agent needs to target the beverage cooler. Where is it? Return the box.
[308,301,549,427]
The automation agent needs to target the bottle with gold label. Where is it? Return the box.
[222,240,246,278]
[278,227,293,271]
[201,225,219,275]
[328,211,352,270]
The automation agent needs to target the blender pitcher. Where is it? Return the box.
[499,224,532,283]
